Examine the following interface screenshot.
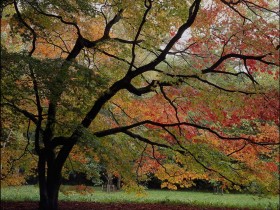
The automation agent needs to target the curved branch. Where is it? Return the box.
[13,0,37,56]
[227,142,248,156]
[27,2,82,36]
[220,0,251,21]
[112,38,143,44]
[14,1,44,153]
[96,49,133,67]
[2,101,38,124]
[171,74,259,94]
[95,120,279,146]
[128,0,153,72]
[201,53,276,74]
[130,0,201,77]
[126,80,158,96]
[160,86,182,134]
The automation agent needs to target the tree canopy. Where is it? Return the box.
[1,0,279,210]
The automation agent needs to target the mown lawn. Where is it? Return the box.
[1,185,279,209]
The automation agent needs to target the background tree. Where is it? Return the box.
[1,0,279,210]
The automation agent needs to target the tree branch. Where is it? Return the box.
[130,0,201,77]
[2,101,38,124]
[27,2,82,36]
[95,120,279,146]
[126,80,158,96]
[13,0,37,56]
[104,9,123,38]
[123,130,244,187]
[128,0,153,72]
[201,53,277,74]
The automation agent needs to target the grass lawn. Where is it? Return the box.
[1,185,279,209]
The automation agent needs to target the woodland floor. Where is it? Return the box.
[1,201,249,210]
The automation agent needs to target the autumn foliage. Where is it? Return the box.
[1,1,279,209]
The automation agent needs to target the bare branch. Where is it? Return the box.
[159,86,182,134]
[96,49,133,67]
[27,2,82,36]
[220,0,251,21]
[104,9,123,38]
[112,38,143,44]
[126,80,158,96]
[130,0,201,77]
[2,101,38,124]
[13,0,37,56]
[227,142,248,156]
[95,120,279,146]
[128,0,153,72]
[201,53,277,74]
[148,69,260,94]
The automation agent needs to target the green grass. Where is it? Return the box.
[1,185,279,209]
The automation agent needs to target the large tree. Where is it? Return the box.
[1,0,279,210]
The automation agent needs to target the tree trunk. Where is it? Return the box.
[38,151,62,210]
[46,180,61,210]
[38,151,49,210]
[38,172,61,210]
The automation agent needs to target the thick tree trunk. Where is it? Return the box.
[44,171,61,210]
[38,171,61,210]
[38,150,62,210]
[38,180,61,210]
[46,181,61,210]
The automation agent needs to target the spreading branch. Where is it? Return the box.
[123,130,245,187]
[2,101,38,124]
[95,120,279,146]
[201,53,277,74]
